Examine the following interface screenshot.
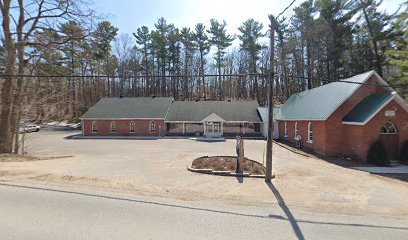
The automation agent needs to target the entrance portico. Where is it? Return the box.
[202,113,225,138]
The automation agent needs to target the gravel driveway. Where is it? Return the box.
[1,130,407,218]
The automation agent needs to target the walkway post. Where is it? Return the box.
[265,15,276,182]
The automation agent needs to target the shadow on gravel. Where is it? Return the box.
[1,182,407,233]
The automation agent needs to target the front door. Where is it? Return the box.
[380,135,399,160]
[213,123,220,135]
[205,122,221,138]
[379,121,399,160]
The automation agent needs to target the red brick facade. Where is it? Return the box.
[278,75,408,161]
[82,119,166,137]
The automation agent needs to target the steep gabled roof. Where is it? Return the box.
[165,101,261,122]
[80,97,173,119]
[201,113,226,122]
[277,70,382,121]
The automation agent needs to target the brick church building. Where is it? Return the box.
[80,70,407,162]
[276,71,408,161]
[80,97,263,138]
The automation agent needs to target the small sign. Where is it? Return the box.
[385,110,396,117]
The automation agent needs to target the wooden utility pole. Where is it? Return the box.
[238,138,244,173]
[265,15,276,182]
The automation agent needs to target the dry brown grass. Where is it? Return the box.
[192,156,265,175]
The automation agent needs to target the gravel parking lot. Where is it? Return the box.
[1,130,407,218]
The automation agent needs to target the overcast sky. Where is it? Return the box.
[96,0,405,36]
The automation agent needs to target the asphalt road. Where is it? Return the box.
[0,183,407,240]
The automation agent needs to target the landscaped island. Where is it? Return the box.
[191,156,265,175]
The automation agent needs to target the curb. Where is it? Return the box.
[187,164,274,179]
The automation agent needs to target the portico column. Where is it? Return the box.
[221,122,224,136]
[182,122,185,134]
[203,122,206,135]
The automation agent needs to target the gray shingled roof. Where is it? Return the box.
[165,101,261,122]
[342,93,394,123]
[277,71,376,121]
[80,97,173,119]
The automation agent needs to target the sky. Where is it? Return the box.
[95,0,406,37]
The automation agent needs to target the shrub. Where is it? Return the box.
[367,140,389,166]
[401,141,408,165]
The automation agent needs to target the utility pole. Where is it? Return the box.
[265,15,276,182]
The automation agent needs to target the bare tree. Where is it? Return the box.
[0,0,93,153]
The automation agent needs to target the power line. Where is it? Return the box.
[284,74,408,89]
[276,0,297,19]
[1,73,407,89]
[0,73,266,78]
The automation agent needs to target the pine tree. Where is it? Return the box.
[238,18,265,102]
[208,19,235,100]
[194,23,210,99]
[134,26,151,95]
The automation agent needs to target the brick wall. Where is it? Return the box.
[82,119,166,137]
[324,75,388,157]
[342,100,408,160]
[278,120,326,155]
[277,74,408,161]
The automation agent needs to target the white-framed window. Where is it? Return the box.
[307,122,313,143]
[294,122,299,138]
[149,121,155,133]
[129,121,136,133]
[110,121,117,133]
[380,121,397,134]
[284,122,288,137]
[92,121,98,133]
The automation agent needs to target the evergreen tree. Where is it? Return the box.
[194,23,210,99]
[208,19,235,100]
[134,26,151,95]
[238,18,265,101]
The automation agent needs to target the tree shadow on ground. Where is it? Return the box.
[267,182,305,240]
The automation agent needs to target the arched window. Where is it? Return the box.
[294,122,299,138]
[92,121,98,133]
[149,121,156,133]
[110,121,117,133]
[307,122,313,143]
[284,122,288,137]
[129,121,136,133]
[380,121,397,134]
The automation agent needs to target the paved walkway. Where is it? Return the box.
[353,165,408,174]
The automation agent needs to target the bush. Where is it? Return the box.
[401,141,408,165]
[367,140,389,166]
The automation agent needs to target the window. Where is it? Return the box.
[380,121,397,134]
[149,121,156,133]
[284,122,288,137]
[92,121,98,133]
[307,122,313,143]
[110,121,116,133]
[129,121,136,133]
[294,122,299,138]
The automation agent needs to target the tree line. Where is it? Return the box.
[0,0,407,154]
